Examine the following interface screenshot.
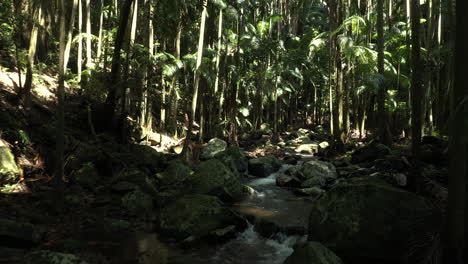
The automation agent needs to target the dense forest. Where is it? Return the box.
[0,0,466,263]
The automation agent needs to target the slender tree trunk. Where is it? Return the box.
[377,0,390,145]
[183,0,208,158]
[77,0,83,82]
[96,0,104,67]
[23,5,43,109]
[410,0,422,190]
[64,0,78,72]
[85,0,92,68]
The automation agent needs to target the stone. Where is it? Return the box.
[121,189,154,215]
[216,147,248,173]
[71,162,99,188]
[287,160,337,188]
[113,168,158,196]
[248,155,281,177]
[293,187,325,198]
[0,219,43,248]
[283,241,343,264]
[351,141,390,164]
[0,139,19,185]
[295,144,319,155]
[128,144,166,171]
[201,138,227,160]
[155,160,192,186]
[25,250,88,264]
[158,194,246,240]
[188,159,245,202]
[276,174,302,188]
[308,177,442,262]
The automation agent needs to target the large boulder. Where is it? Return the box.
[248,155,281,177]
[158,194,245,240]
[276,174,301,188]
[0,139,19,185]
[283,242,343,264]
[308,177,442,262]
[155,159,192,186]
[128,144,166,172]
[113,168,158,196]
[71,162,99,188]
[287,160,337,188]
[351,141,390,164]
[121,188,154,216]
[188,159,244,202]
[215,147,248,175]
[201,138,227,160]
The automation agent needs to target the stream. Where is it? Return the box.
[169,164,313,264]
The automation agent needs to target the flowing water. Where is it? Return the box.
[169,164,313,264]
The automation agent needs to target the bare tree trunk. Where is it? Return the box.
[77,0,83,82]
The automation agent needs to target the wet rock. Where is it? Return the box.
[351,141,390,164]
[158,194,246,240]
[248,155,281,178]
[155,160,192,186]
[0,139,19,185]
[308,177,442,262]
[201,138,227,160]
[293,187,325,198]
[287,160,337,188]
[283,241,343,264]
[189,159,245,202]
[276,174,302,188]
[122,188,154,216]
[0,219,43,248]
[25,250,88,264]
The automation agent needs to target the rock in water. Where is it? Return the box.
[158,194,245,240]
[248,155,281,177]
[201,138,227,160]
[0,139,19,185]
[188,159,245,202]
[308,177,442,263]
[283,242,343,264]
[287,160,337,188]
[276,174,302,188]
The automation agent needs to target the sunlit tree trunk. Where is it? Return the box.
[64,0,78,72]
[23,5,43,109]
[77,0,83,82]
[183,0,208,158]
[85,0,92,68]
[96,0,104,67]
[214,8,224,125]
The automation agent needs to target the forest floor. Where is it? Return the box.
[0,69,449,264]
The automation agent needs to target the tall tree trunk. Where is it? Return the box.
[106,0,134,119]
[183,0,208,159]
[410,0,422,190]
[77,0,83,82]
[64,0,78,71]
[96,0,104,67]
[23,5,43,109]
[85,0,92,68]
[447,1,467,263]
[377,0,391,145]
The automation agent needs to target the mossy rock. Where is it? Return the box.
[188,159,245,202]
[155,159,192,186]
[113,168,158,196]
[308,177,442,262]
[158,194,245,240]
[351,141,390,164]
[0,139,19,185]
[71,162,99,188]
[215,147,248,176]
[121,188,154,216]
[200,138,227,160]
[0,219,43,247]
[25,250,88,264]
[248,155,281,177]
[284,241,343,264]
